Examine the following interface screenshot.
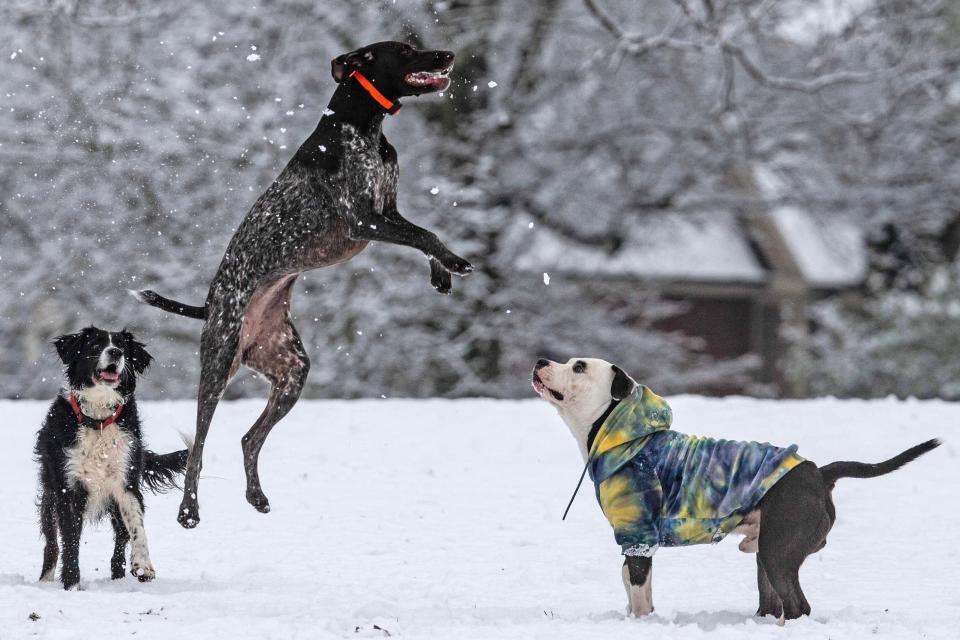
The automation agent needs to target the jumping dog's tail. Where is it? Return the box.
[820,439,940,488]
[130,289,206,320]
[142,434,194,494]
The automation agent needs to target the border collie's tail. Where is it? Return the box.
[142,434,193,493]
[130,289,206,320]
[820,439,941,488]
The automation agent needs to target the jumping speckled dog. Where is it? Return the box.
[133,41,471,529]
[532,357,940,622]
[35,327,189,590]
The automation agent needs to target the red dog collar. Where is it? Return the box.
[350,70,401,115]
[69,393,124,431]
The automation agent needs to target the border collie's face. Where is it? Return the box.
[54,327,152,396]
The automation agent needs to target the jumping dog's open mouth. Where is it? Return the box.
[97,364,121,383]
[532,372,564,402]
[405,65,453,91]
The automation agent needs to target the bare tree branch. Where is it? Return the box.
[724,42,882,93]
[584,0,691,56]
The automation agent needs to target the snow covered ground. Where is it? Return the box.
[0,396,956,639]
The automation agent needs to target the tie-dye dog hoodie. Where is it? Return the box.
[587,385,803,556]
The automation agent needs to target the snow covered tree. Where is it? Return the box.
[1,0,956,399]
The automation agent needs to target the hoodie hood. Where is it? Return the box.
[588,385,673,485]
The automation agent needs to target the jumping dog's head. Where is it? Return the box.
[54,326,152,398]
[532,357,637,433]
[331,41,454,99]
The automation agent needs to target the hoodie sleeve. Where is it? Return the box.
[597,462,662,556]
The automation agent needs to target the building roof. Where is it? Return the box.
[771,206,866,288]
[514,209,866,289]
[514,211,766,283]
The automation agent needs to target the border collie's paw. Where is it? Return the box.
[131,560,155,582]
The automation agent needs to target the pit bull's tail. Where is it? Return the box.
[820,439,940,488]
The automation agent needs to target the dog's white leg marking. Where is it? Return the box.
[621,563,654,617]
[116,491,154,581]
[40,568,57,582]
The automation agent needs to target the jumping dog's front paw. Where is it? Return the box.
[131,560,156,582]
[177,502,200,529]
[430,258,452,294]
[438,252,473,276]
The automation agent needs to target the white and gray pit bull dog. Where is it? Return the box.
[532,357,940,622]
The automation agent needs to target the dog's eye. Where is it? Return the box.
[573,361,586,374]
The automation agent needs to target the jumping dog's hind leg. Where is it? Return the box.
[240,319,310,513]
[178,320,239,529]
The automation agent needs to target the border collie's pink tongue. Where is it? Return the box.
[99,370,120,382]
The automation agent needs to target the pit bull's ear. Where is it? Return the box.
[610,365,636,401]
[331,51,368,83]
[53,331,85,366]
[121,330,153,374]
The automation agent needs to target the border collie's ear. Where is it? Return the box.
[121,330,153,374]
[331,51,366,83]
[53,332,86,366]
[610,365,636,401]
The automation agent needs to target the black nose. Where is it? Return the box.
[106,347,123,360]
[535,359,549,370]
[438,50,454,65]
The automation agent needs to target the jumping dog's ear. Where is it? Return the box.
[331,50,372,83]
[121,330,153,374]
[610,365,636,401]
[53,331,86,366]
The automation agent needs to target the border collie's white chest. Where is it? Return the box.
[64,425,133,519]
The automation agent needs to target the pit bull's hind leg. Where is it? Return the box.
[756,462,832,621]
[238,276,310,513]
[756,556,782,618]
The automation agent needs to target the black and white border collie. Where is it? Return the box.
[35,327,189,590]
